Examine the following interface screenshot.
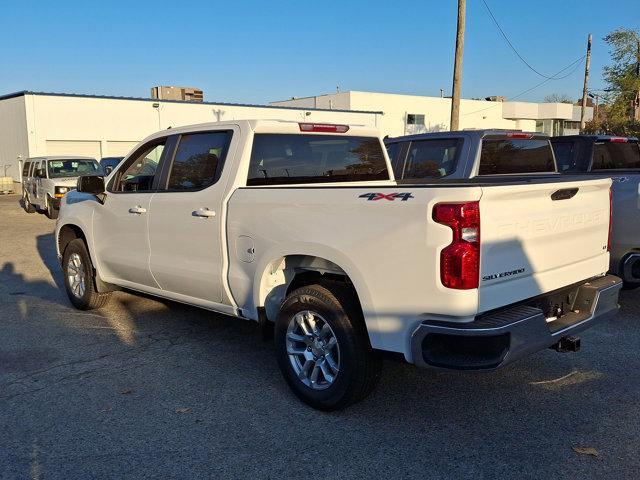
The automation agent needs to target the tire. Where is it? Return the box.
[275,283,381,411]
[62,239,110,310]
[45,197,59,219]
[22,191,35,213]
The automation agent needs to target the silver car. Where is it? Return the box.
[22,156,101,219]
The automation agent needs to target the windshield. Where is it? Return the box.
[47,159,101,178]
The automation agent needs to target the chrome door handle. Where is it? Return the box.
[128,205,147,214]
[192,208,216,218]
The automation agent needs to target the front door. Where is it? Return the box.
[93,138,169,288]
[148,129,235,302]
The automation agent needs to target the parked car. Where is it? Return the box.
[550,135,640,285]
[99,156,124,175]
[22,156,101,219]
[56,120,620,410]
[385,130,557,180]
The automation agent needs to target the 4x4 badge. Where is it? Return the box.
[359,192,414,202]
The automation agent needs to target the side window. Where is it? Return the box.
[22,162,31,177]
[403,139,460,179]
[112,141,165,192]
[166,131,232,190]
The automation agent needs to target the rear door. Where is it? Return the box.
[148,128,236,302]
[478,178,611,312]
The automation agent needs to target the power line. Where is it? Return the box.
[481,0,583,80]
[461,55,585,117]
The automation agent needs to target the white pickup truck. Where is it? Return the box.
[55,120,621,410]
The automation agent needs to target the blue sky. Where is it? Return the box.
[0,0,637,104]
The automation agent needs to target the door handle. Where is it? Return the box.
[192,207,216,218]
[128,205,147,214]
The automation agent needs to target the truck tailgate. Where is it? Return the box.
[478,178,611,312]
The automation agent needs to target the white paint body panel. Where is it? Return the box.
[56,120,612,362]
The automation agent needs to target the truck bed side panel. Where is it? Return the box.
[226,186,482,354]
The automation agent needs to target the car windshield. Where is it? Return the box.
[47,159,101,178]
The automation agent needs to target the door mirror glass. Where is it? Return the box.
[77,175,105,195]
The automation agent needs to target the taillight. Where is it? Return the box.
[608,187,613,252]
[506,132,533,139]
[608,137,628,143]
[299,123,349,133]
[433,202,480,289]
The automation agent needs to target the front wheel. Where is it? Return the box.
[22,191,35,213]
[45,197,59,219]
[275,284,381,411]
[62,239,110,310]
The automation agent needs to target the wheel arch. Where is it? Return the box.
[57,223,88,260]
[252,251,378,345]
[57,223,118,294]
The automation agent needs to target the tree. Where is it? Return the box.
[602,28,640,123]
[543,93,574,104]
[586,27,640,135]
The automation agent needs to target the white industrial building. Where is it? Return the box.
[271,90,592,138]
[0,91,381,183]
[0,89,593,184]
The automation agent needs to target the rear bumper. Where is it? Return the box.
[411,275,622,370]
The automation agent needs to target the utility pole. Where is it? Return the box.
[580,33,592,130]
[450,0,466,131]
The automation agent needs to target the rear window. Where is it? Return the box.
[592,142,640,170]
[551,142,575,172]
[479,138,555,175]
[247,134,389,186]
[402,139,460,179]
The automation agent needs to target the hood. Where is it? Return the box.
[52,178,80,188]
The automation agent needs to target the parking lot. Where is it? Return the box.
[0,193,638,479]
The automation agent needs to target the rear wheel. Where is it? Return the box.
[22,190,35,213]
[45,197,59,219]
[62,239,110,310]
[275,283,381,410]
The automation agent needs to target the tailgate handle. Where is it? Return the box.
[551,188,578,201]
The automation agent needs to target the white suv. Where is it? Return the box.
[22,156,101,218]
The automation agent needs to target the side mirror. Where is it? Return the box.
[104,165,114,175]
[77,175,105,195]
[35,168,45,178]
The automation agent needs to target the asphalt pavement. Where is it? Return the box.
[1,193,639,479]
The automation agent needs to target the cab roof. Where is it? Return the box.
[140,119,381,143]
[385,129,548,144]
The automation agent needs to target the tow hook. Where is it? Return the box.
[552,336,581,353]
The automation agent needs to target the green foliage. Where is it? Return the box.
[587,28,640,135]
[583,119,640,137]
